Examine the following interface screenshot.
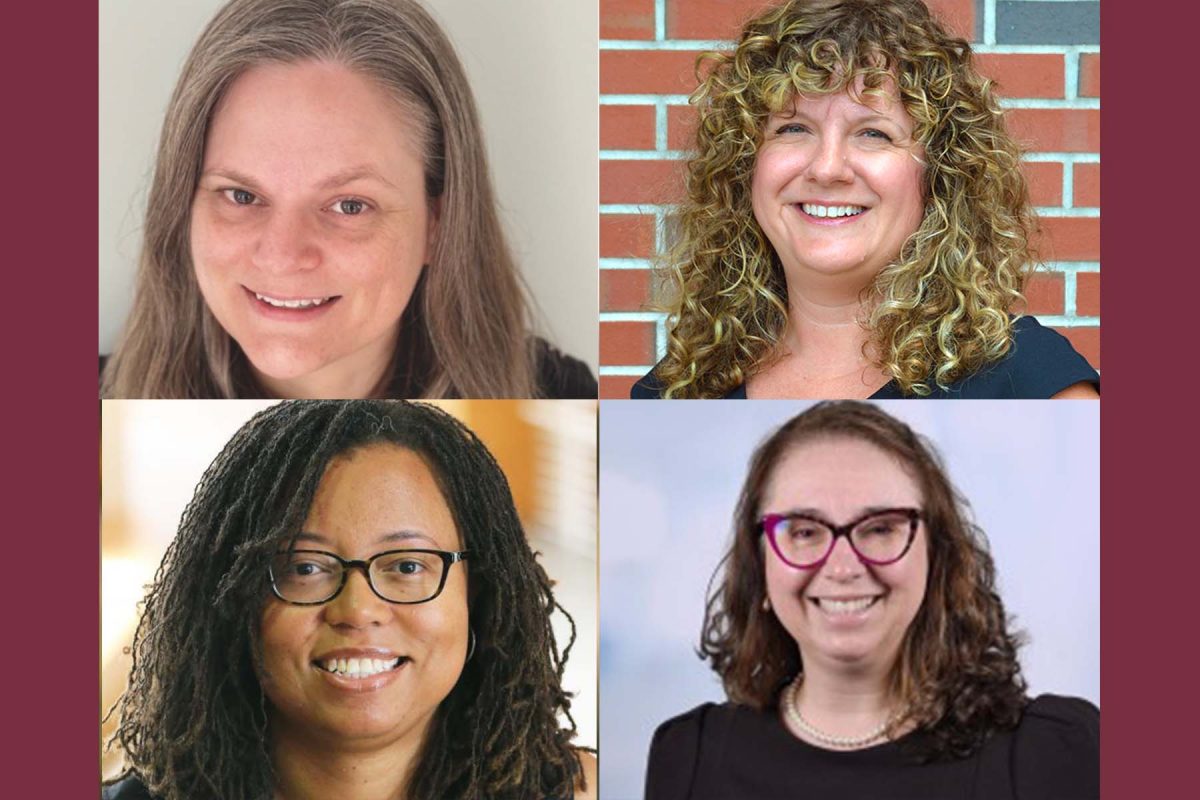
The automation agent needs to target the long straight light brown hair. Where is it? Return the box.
[102,0,534,398]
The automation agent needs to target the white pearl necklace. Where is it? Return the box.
[783,678,898,750]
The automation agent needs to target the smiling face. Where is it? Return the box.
[760,435,928,677]
[190,60,436,398]
[750,84,925,298]
[258,443,468,749]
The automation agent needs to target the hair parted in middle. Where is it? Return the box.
[102,0,535,399]
[700,401,1028,761]
[656,0,1038,398]
[105,400,584,800]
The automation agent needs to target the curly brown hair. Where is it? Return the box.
[700,401,1028,760]
[656,0,1038,398]
[103,400,586,799]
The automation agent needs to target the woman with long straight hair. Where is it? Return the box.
[101,0,595,399]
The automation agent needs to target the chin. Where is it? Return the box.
[239,339,337,382]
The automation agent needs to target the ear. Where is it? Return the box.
[423,195,442,265]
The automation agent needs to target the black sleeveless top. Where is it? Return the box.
[631,316,1098,399]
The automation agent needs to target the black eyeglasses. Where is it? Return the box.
[760,508,921,569]
[269,549,469,605]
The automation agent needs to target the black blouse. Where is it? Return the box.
[99,336,596,399]
[631,316,1098,399]
[646,695,1099,800]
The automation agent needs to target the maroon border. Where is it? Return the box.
[1100,0,1193,795]
[6,1,99,796]
[5,0,1188,794]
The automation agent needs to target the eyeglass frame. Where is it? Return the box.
[268,548,470,606]
[760,507,922,570]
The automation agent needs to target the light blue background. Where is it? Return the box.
[598,401,1099,799]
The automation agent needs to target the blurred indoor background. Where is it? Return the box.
[101,399,596,778]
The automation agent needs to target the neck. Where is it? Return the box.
[270,722,425,800]
[252,328,398,400]
[798,665,893,716]
[779,293,876,372]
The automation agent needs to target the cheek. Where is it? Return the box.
[258,605,314,682]
[190,205,249,281]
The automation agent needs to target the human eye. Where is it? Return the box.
[328,197,371,216]
[280,556,335,579]
[785,518,826,540]
[860,128,893,142]
[220,188,261,206]
[857,513,909,537]
[774,122,810,136]
[377,551,436,577]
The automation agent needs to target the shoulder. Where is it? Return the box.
[101,774,157,800]
[572,750,599,800]
[532,338,597,399]
[1004,315,1100,397]
[943,316,1099,398]
[630,363,665,399]
[629,364,747,398]
[646,703,738,799]
[1010,694,1100,798]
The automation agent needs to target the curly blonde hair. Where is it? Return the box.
[656,0,1037,397]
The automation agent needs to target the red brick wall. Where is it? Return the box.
[599,0,1101,397]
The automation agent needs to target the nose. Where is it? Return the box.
[323,568,390,628]
[252,208,321,274]
[805,134,855,185]
[820,535,866,580]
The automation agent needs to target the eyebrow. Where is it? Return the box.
[291,530,441,548]
[199,165,398,192]
[774,505,907,520]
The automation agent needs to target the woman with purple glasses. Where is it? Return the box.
[645,401,1098,799]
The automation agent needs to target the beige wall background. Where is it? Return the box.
[99,0,599,371]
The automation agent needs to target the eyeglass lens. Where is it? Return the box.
[770,511,914,567]
[270,550,446,603]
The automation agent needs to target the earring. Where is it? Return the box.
[761,596,771,612]
[466,627,476,662]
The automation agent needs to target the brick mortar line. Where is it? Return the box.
[1064,270,1077,316]
[601,312,667,322]
[654,0,665,41]
[600,259,654,270]
[1065,50,1080,101]
[1063,161,1074,209]
[599,366,652,376]
[984,0,997,46]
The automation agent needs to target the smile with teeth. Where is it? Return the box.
[317,656,405,678]
[254,292,333,309]
[813,596,880,614]
[800,203,866,219]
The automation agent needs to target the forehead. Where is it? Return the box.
[760,435,922,516]
[769,74,910,123]
[203,59,424,184]
[299,443,460,554]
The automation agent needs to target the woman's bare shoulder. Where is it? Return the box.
[573,749,598,800]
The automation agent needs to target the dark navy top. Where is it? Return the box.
[646,695,1100,800]
[631,316,1098,399]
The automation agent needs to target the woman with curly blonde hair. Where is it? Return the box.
[645,401,1099,799]
[632,0,1098,399]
